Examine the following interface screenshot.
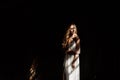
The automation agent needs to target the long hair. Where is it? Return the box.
[62,24,78,49]
[29,57,38,80]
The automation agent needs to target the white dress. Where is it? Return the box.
[63,41,80,80]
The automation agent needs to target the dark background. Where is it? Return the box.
[0,1,97,80]
[30,16,96,80]
[29,16,96,80]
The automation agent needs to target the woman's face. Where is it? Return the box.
[69,25,76,34]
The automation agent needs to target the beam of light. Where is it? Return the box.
[29,58,38,80]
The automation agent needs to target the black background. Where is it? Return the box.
[0,1,98,80]
[30,16,96,80]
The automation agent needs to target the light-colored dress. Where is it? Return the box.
[63,41,80,80]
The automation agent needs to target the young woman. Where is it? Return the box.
[62,24,81,80]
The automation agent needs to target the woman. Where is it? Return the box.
[62,24,81,80]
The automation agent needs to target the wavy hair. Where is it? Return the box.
[62,24,78,48]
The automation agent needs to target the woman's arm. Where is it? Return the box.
[72,48,80,69]
[76,39,80,54]
[72,54,79,67]
[72,36,80,68]
[73,34,80,54]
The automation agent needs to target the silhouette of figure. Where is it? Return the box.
[62,24,81,80]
